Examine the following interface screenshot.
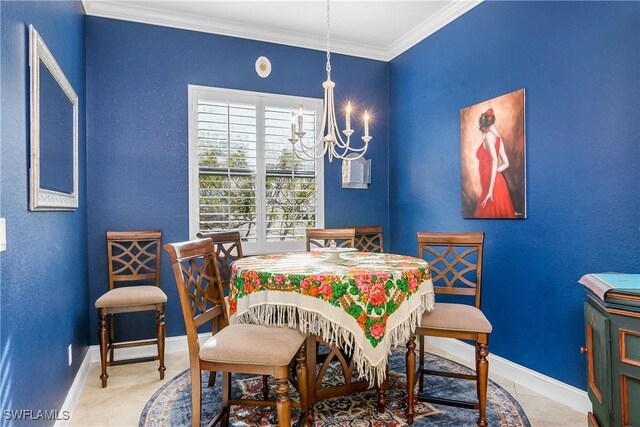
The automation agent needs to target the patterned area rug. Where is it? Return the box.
[140,351,530,426]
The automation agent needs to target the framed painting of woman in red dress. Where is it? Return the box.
[460,89,526,219]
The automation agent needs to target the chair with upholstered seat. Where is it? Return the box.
[165,238,309,427]
[305,228,355,251]
[196,230,270,395]
[95,230,166,388]
[406,232,491,427]
[346,225,384,253]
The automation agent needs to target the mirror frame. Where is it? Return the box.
[29,25,79,211]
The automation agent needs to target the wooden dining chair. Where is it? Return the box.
[346,225,384,252]
[196,230,269,395]
[305,228,355,251]
[94,231,166,388]
[165,238,309,427]
[406,232,492,427]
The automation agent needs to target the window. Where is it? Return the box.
[189,85,324,254]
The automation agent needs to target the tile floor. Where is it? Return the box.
[70,344,587,426]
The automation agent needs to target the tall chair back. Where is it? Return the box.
[417,232,484,308]
[107,230,161,289]
[306,228,355,251]
[165,239,227,358]
[347,225,384,253]
[196,231,243,292]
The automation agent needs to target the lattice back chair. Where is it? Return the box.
[305,228,355,251]
[94,231,166,388]
[165,239,309,427]
[347,225,384,253]
[195,231,243,292]
[405,232,492,427]
[196,230,257,389]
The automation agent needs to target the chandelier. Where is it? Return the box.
[288,0,372,163]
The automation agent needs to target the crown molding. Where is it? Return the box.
[82,0,482,62]
[385,0,483,60]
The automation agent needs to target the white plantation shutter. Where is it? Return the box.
[197,100,258,241]
[190,86,324,253]
[264,106,317,242]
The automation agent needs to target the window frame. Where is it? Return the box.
[188,84,325,255]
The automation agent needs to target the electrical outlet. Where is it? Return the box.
[68,344,72,366]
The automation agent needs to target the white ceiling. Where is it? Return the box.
[82,0,481,61]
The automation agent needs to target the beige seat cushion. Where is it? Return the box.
[95,286,167,308]
[200,324,306,366]
[420,303,492,333]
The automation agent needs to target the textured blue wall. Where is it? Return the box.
[0,0,87,419]
[86,17,389,343]
[389,1,640,389]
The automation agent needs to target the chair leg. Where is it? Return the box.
[222,372,231,427]
[406,333,416,425]
[296,346,311,426]
[99,312,109,388]
[190,368,202,427]
[108,314,115,363]
[418,335,425,392]
[209,319,219,388]
[261,375,270,400]
[156,307,166,380]
[377,364,389,413]
[275,376,291,427]
[476,341,489,427]
[475,342,480,397]
[208,371,217,387]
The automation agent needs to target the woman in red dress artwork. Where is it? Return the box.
[473,108,516,218]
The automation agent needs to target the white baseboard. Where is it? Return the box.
[55,348,93,427]
[426,337,590,414]
[56,333,203,425]
[57,333,590,423]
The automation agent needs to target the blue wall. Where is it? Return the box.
[0,0,87,420]
[389,1,640,388]
[85,17,389,343]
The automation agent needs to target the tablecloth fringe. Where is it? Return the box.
[236,293,434,386]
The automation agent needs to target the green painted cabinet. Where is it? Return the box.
[581,279,640,427]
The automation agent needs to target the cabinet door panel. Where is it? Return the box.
[584,302,612,426]
[620,328,640,368]
[621,374,640,427]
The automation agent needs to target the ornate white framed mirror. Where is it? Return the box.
[29,25,78,211]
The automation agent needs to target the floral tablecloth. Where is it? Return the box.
[229,251,434,385]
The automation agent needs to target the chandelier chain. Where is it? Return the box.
[326,0,331,73]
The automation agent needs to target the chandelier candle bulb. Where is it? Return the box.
[346,102,352,131]
[364,112,369,137]
[297,104,304,133]
[290,113,296,140]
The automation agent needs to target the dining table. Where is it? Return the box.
[228,250,434,422]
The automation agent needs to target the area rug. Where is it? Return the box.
[139,351,530,426]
